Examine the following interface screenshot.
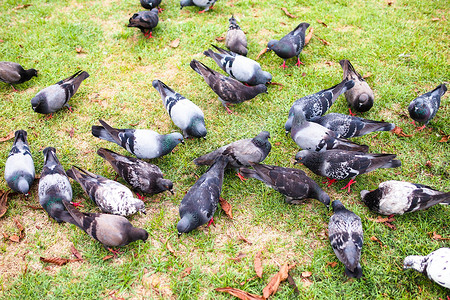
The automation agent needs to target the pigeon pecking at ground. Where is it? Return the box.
[404,247,450,289]
[177,155,228,235]
[408,83,447,131]
[225,15,248,56]
[92,119,184,159]
[328,200,364,279]
[152,79,207,139]
[239,162,330,208]
[190,59,267,114]
[31,70,89,117]
[97,148,173,199]
[4,130,35,196]
[66,166,146,217]
[360,180,450,215]
[203,45,272,85]
[180,0,216,13]
[140,0,162,12]
[0,61,38,91]
[128,8,159,39]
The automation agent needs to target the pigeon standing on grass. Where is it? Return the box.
[4,130,35,196]
[0,61,38,91]
[328,200,363,279]
[180,0,216,13]
[152,79,207,138]
[92,119,184,159]
[360,180,450,215]
[408,84,447,131]
[225,16,248,56]
[128,8,159,39]
[140,0,162,12]
[31,70,89,116]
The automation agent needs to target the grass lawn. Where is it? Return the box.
[0,0,449,298]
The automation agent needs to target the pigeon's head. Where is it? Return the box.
[16,177,31,195]
[180,0,193,9]
[318,191,331,209]
[356,93,373,112]
[14,129,28,145]
[254,84,268,95]
[294,150,307,164]
[30,93,46,113]
[172,132,185,144]
[408,98,429,123]
[331,200,345,212]
[403,255,425,272]
[156,178,174,194]
[27,68,38,78]
[130,227,149,243]
[189,118,207,138]
[134,201,146,215]
[292,106,307,125]
[177,213,200,235]
[257,70,272,84]
[266,40,279,51]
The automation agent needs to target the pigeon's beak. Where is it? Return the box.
[294,158,301,165]
[285,130,289,137]
[142,211,147,215]
[177,232,182,237]
[169,189,174,195]
[202,136,207,140]
[180,139,185,144]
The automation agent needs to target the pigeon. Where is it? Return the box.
[408,83,447,131]
[328,200,363,279]
[38,147,75,224]
[177,155,228,234]
[66,166,146,217]
[285,79,355,132]
[140,0,162,11]
[180,0,216,13]
[31,70,89,116]
[290,107,369,152]
[225,15,248,56]
[128,8,159,39]
[203,45,272,85]
[295,149,401,192]
[239,162,330,208]
[403,247,450,289]
[152,79,207,139]
[63,200,149,249]
[97,148,173,199]
[360,180,450,215]
[339,59,374,114]
[0,61,38,91]
[92,119,184,159]
[190,59,267,114]
[263,22,310,68]
[309,113,395,139]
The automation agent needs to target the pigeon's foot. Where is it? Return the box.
[416,124,426,131]
[295,58,304,66]
[280,61,287,69]
[348,108,356,116]
[107,248,123,256]
[224,104,234,114]
[323,178,337,187]
[136,192,145,201]
[10,84,18,92]
[67,105,73,113]
[146,32,153,39]
[410,120,416,126]
[45,114,54,120]
[236,172,247,182]
[157,7,164,13]
[244,83,250,87]
[209,5,214,9]
[70,201,84,208]
[207,217,215,227]
[198,9,206,13]
[341,178,356,193]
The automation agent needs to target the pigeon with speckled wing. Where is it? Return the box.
[225,16,248,56]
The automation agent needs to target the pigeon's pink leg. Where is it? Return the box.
[71,201,84,208]
[157,7,164,13]
[146,31,153,39]
[209,5,214,9]
[323,178,337,187]
[136,192,145,201]
[225,104,234,114]
[107,248,123,256]
[198,9,206,13]
[207,217,215,227]
[10,84,18,92]
[236,172,247,182]
[280,61,287,69]
[67,106,73,113]
[244,83,250,87]
[348,108,356,116]
[410,120,416,125]
[295,58,304,66]
[45,114,54,120]
[341,178,356,193]
[416,124,426,131]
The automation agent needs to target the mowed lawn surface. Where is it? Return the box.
[0,0,449,298]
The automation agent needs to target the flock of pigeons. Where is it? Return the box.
[1,0,449,292]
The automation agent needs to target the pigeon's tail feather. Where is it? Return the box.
[62,200,87,230]
[335,138,369,152]
[437,83,447,97]
[97,148,118,162]
[193,149,222,166]
[329,79,354,103]
[380,159,401,169]
[292,22,310,36]
[58,70,83,84]
[203,49,225,70]
[190,60,215,77]
[238,167,260,180]
[54,209,78,226]
[211,44,232,55]
[345,264,363,279]
[361,120,396,134]
[339,59,360,80]
[92,126,117,143]
[14,129,27,144]
[68,71,89,94]
[342,79,355,93]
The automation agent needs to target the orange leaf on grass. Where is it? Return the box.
[71,245,83,260]
[0,190,10,218]
[326,261,338,267]
[370,236,384,247]
[40,257,80,266]
[219,197,233,219]
[215,287,263,300]
[103,255,114,261]
[438,135,449,143]
[170,38,180,48]
[281,8,297,18]
[181,267,192,278]
[429,231,450,241]
[262,263,296,299]
[254,251,263,278]
[0,131,14,142]
[305,27,313,45]
[216,36,225,42]
[392,126,413,137]
[317,19,327,27]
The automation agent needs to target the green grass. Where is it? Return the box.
[0,0,449,298]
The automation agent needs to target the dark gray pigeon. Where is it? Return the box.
[225,16,248,56]
[309,113,395,139]
[239,162,330,208]
[4,130,35,195]
[340,59,374,114]
[31,70,89,116]
[328,200,363,279]
[295,149,401,192]
[63,200,149,249]
[92,119,184,159]
[128,8,159,39]
[403,247,450,289]
[140,0,162,11]
[408,84,447,131]
[97,148,173,199]
[152,79,207,138]
[204,45,272,85]
[0,61,37,91]
[38,147,75,224]
[285,79,355,132]
[264,22,309,68]
[290,107,369,152]
[180,0,216,13]
[190,59,267,114]
[66,166,146,217]
[360,180,450,215]
[177,155,228,234]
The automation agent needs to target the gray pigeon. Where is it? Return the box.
[4,130,35,195]
[328,200,363,279]
[66,166,146,217]
[92,119,184,159]
[63,200,149,249]
[38,147,75,224]
[408,84,447,131]
[152,79,207,138]
[285,79,355,132]
[203,45,272,85]
[31,70,89,116]
[239,162,330,208]
[290,107,369,152]
[97,148,173,199]
[180,0,216,13]
[360,180,450,215]
[340,59,374,114]
[225,16,248,56]
[309,113,395,139]
[140,0,162,11]
[0,61,38,91]
[128,8,159,39]
[404,247,450,289]
[264,22,310,68]
[177,155,228,234]
[190,59,267,114]
[295,150,401,192]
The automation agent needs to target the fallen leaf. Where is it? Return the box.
[0,190,10,218]
[438,135,449,143]
[181,267,192,278]
[370,236,384,247]
[0,131,14,142]
[15,4,32,9]
[130,122,140,126]
[301,271,312,278]
[75,46,84,53]
[237,235,252,245]
[215,36,225,42]
[66,127,75,138]
[256,47,268,60]
[326,261,338,267]
[425,160,432,167]
[229,252,246,262]
[25,205,43,210]
[219,197,233,219]
[274,142,281,146]
[2,232,8,239]
[215,287,263,300]
[314,35,330,46]
[287,272,300,296]
[14,218,25,239]
[0,39,4,43]
[363,72,372,79]
[9,235,20,243]
[40,257,80,266]
[325,61,334,66]
[431,17,440,21]
[317,19,327,27]
[301,72,307,77]
[304,27,313,45]
[386,0,394,6]
[71,245,83,260]
[167,243,176,255]
[301,278,313,287]
[102,255,114,261]
[254,251,263,278]
[429,231,450,241]
[392,126,413,137]
[239,276,258,286]
[170,38,180,48]
[262,263,296,299]
[281,7,297,18]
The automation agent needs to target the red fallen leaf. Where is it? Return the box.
[215,287,263,300]
[438,135,449,143]
[317,19,327,27]
[0,131,14,142]
[0,190,10,218]
[392,126,413,137]
[216,36,225,42]
[301,72,307,77]
[229,252,246,262]
[71,245,83,260]
[129,122,140,126]
[9,235,20,243]
[239,275,258,286]
[237,235,252,245]
[370,236,384,247]
[40,257,80,266]
[254,251,262,278]
[305,27,313,45]
[363,72,372,79]
[326,261,338,267]
[268,82,284,90]
[15,4,32,9]
[274,142,281,146]
[281,7,297,18]
[102,255,114,261]
[0,39,4,43]
[219,197,233,219]
[263,263,296,299]
[169,38,180,48]
[2,232,8,239]
[181,267,192,278]
[429,231,450,241]
[301,271,312,278]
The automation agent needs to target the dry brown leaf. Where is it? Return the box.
[305,27,313,45]
[425,160,432,167]
[103,255,114,261]
[262,263,296,299]
[71,245,83,260]
[281,7,297,18]
[256,48,268,60]
[367,216,397,230]
[363,72,372,79]
[370,236,384,247]
[9,235,20,243]
[14,218,25,239]
[229,252,246,262]
[386,0,394,6]
[167,243,176,255]
[254,251,263,278]
[25,205,43,210]
[130,122,139,126]
[301,278,313,287]
[0,131,14,142]
[170,38,180,48]
[317,19,327,27]
[219,197,233,219]
[301,271,312,278]
[274,142,281,146]
[215,287,263,300]
[287,273,300,296]
[392,126,413,137]
[429,231,450,241]
[314,35,330,46]
[239,276,258,286]
[237,234,252,245]
[326,261,338,268]
[181,267,192,278]
[431,17,440,21]
[75,46,84,53]
[0,190,10,218]
[438,135,449,143]
[216,36,225,42]
[325,61,334,66]
[15,4,32,9]
[66,127,75,138]
[40,257,80,266]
